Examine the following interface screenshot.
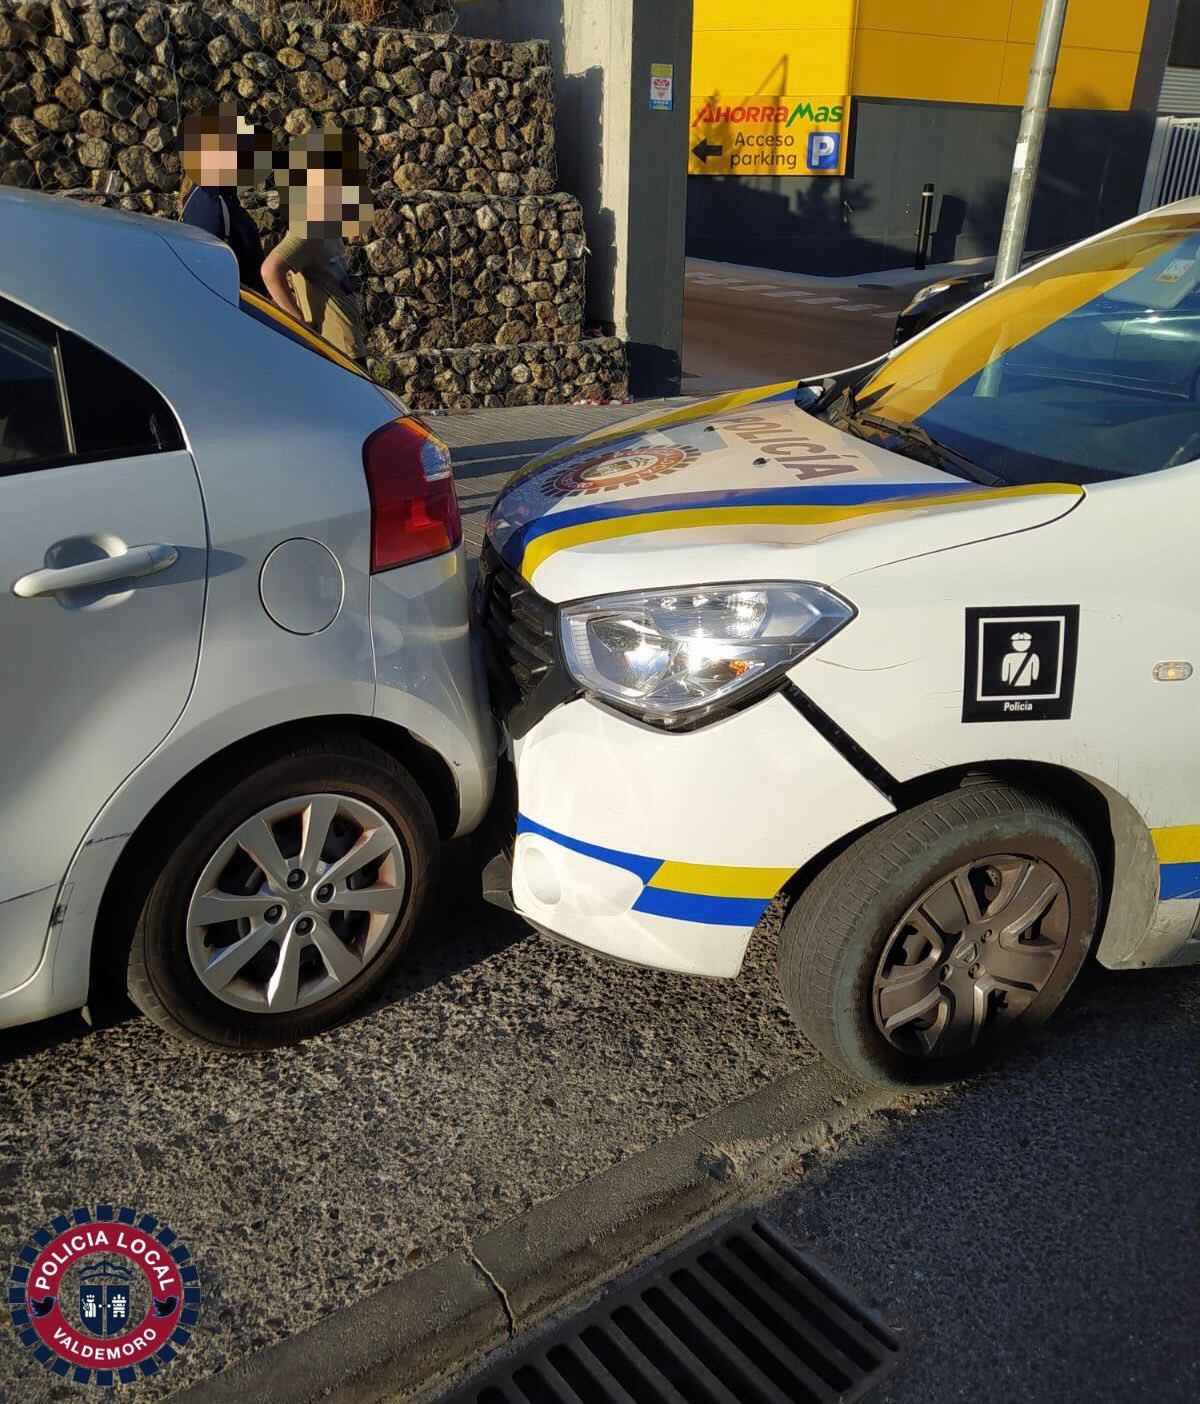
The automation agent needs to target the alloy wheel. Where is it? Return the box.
[185,793,407,1014]
[871,854,1070,1059]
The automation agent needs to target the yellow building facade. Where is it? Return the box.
[686,0,1176,273]
[693,0,1155,119]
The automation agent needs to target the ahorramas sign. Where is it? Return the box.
[688,95,851,177]
[693,99,847,127]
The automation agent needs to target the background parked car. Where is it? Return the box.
[0,187,493,1048]
[893,245,1064,345]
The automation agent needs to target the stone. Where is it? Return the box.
[261,17,287,49]
[43,35,68,70]
[50,0,79,45]
[9,115,39,147]
[53,75,88,112]
[32,101,71,133]
[117,143,163,189]
[108,22,143,60]
[100,85,135,118]
[78,45,124,84]
[79,8,105,47]
[277,46,305,70]
[0,17,31,47]
[2,84,33,117]
[224,12,259,49]
[78,108,107,138]
[393,65,423,98]
[407,93,438,128]
[135,9,166,47]
[296,70,332,108]
[76,136,110,168]
[143,122,172,153]
[133,65,174,98]
[284,107,313,135]
[243,52,278,80]
[365,239,407,275]
[373,34,409,74]
[207,34,235,66]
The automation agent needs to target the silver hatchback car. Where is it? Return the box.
[0,188,494,1047]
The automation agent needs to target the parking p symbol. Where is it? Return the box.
[807,132,841,171]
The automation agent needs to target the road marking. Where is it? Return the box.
[687,275,895,309]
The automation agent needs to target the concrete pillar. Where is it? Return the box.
[456,0,694,396]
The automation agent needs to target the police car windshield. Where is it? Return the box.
[847,212,1200,485]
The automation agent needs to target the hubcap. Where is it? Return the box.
[871,854,1070,1059]
[185,793,407,1015]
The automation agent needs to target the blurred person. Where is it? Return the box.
[178,104,273,294]
[261,127,372,361]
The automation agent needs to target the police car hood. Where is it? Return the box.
[485,381,1084,602]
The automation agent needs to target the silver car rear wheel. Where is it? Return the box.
[185,793,407,1014]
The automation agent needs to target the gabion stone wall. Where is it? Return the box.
[169,7,558,197]
[0,2,556,199]
[377,337,629,412]
[244,188,586,354]
[0,0,629,407]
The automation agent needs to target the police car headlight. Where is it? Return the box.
[560,583,854,727]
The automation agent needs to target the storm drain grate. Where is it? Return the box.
[443,1214,902,1404]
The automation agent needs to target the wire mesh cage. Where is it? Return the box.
[0,0,627,405]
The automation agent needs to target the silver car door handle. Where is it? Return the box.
[12,543,180,599]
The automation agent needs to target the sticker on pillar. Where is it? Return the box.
[962,606,1079,722]
[650,63,674,112]
[806,132,841,172]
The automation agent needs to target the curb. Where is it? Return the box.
[174,1066,892,1404]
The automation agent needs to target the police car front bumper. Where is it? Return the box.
[505,689,895,978]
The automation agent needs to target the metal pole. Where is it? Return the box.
[914,183,935,270]
[993,0,1069,286]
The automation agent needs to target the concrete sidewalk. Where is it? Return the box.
[687,254,993,291]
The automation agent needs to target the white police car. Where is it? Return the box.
[477,201,1200,1087]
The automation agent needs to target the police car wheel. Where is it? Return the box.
[778,781,1100,1087]
[126,732,439,1049]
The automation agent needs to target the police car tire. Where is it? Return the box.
[777,781,1101,1087]
[126,733,439,1050]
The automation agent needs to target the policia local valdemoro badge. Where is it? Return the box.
[9,1206,200,1386]
[963,606,1080,723]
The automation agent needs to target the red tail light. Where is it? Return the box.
[363,418,462,572]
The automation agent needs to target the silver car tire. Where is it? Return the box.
[127,733,439,1049]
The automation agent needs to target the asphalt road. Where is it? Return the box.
[0,877,822,1397]
[682,259,911,396]
[767,958,1200,1403]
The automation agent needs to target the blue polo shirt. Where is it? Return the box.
[181,187,267,294]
